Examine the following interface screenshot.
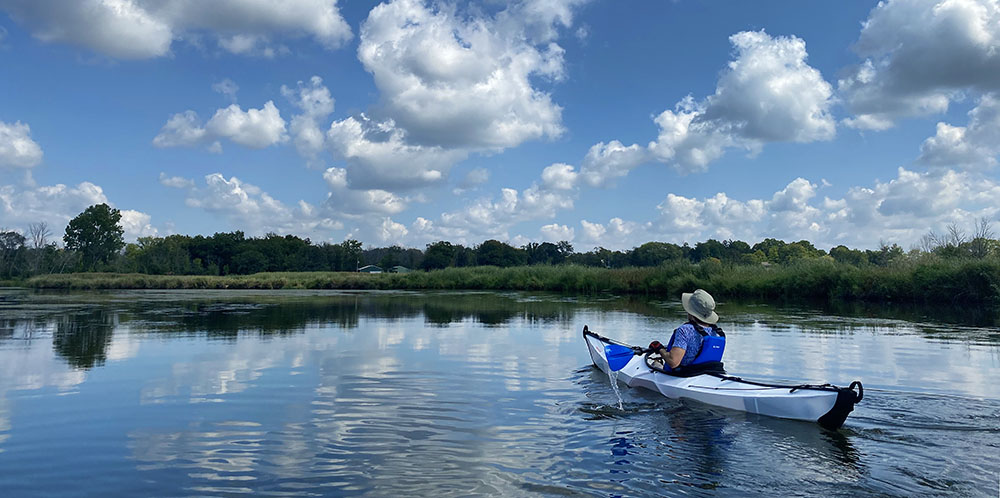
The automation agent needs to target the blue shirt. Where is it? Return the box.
[667,323,720,367]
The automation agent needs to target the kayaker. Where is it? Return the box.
[648,289,724,371]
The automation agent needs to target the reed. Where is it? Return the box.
[22,257,1000,303]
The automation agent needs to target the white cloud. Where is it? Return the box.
[322,167,409,216]
[356,0,570,149]
[540,223,573,242]
[841,0,1000,129]
[120,209,158,240]
[0,181,107,234]
[418,179,576,246]
[158,172,194,189]
[919,93,1000,168]
[217,33,288,58]
[212,78,239,102]
[579,140,648,187]
[152,111,207,148]
[326,114,467,190]
[155,101,288,150]
[453,167,490,194]
[0,120,43,168]
[648,31,835,174]
[177,173,345,239]
[377,217,408,243]
[540,163,577,190]
[602,168,1000,250]
[577,217,648,248]
[579,219,606,242]
[0,0,352,59]
[205,101,288,148]
[282,76,335,158]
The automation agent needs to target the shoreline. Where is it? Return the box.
[18,258,1000,303]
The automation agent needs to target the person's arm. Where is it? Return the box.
[664,347,685,369]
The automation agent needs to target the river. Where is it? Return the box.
[0,289,997,496]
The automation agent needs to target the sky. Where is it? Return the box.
[2,0,1000,251]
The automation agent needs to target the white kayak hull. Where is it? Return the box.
[584,327,862,429]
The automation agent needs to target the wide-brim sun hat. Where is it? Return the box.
[682,289,719,324]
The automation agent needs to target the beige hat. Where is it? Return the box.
[682,289,718,324]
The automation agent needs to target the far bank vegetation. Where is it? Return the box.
[3,205,999,303]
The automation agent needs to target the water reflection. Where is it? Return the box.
[52,310,115,369]
[0,290,997,496]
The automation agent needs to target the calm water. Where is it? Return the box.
[0,289,997,497]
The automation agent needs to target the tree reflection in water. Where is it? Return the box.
[53,310,115,369]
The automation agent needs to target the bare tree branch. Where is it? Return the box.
[28,221,50,249]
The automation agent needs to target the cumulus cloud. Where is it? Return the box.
[326,114,468,190]
[158,172,194,189]
[453,167,490,194]
[540,223,573,242]
[631,169,1000,250]
[322,167,409,216]
[648,31,835,173]
[841,0,1000,129]
[152,111,207,148]
[577,217,648,247]
[918,92,1000,168]
[0,0,352,59]
[356,0,571,149]
[120,209,158,240]
[579,140,649,187]
[154,101,288,150]
[205,101,288,148]
[182,173,341,237]
[541,163,577,190]
[0,181,106,233]
[212,78,239,102]
[0,120,43,168]
[414,173,576,246]
[282,76,335,158]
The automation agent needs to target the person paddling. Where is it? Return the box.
[648,289,725,373]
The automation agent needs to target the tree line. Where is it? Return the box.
[1,203,997,280]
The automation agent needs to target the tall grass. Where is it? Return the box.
[23,257,1000,303]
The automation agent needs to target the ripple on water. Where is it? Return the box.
[0,291,998,497]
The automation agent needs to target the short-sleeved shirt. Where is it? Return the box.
[667,323,720,367]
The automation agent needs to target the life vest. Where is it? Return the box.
[665,320,726,366]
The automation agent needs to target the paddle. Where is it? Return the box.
[604,343,639,371]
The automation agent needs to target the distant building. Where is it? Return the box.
[391,266,412,274]
[358,265,382,273]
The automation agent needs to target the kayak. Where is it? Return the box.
[583,326,863,430]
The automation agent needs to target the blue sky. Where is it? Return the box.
[2,0,999,250]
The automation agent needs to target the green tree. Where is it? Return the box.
[476,240,526,267]
[630,242,683,266]
[340,239,363,271]
[0,230,27,278]
[829,245,868,266]
[422,241,456,270]
[64,203,125,270]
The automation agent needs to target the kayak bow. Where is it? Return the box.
[583,326,863,430]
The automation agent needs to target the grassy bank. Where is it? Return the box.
[23,257,1000,303]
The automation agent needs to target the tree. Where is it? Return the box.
[0,230,26,278]
[64,203,125,270]
[379,245,404,270]
[476,240,526,267]
[28,222,50,249]
[422,241,455,270]
[630,242,683,266]
[340,239,362,271]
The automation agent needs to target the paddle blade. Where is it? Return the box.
[604,343,636,371]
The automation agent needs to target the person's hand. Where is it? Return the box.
[648,341,662,351]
